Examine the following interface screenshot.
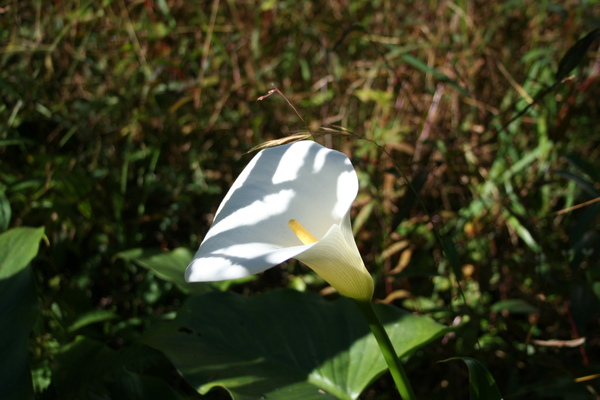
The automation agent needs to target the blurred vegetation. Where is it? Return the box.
[1,0,600,399]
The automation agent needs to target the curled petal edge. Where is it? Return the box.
[294,221,374,301]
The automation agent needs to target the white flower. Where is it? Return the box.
[185,140,373,301]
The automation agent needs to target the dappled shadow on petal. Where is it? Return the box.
[186,141,359,281]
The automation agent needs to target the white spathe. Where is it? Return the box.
[185,140,373,301]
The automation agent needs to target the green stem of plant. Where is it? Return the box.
[354,299,417,400]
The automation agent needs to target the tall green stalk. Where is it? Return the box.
[354,300,417,400]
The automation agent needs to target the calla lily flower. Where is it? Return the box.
[185,140,374,301]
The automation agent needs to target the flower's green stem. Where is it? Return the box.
[354,300,417,400]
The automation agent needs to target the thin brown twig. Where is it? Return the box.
[257,87,307,125]
[554,196,600,215]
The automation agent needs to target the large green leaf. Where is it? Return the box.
[0,227,45,400]
[443,357,504,400]
[147,289,450,400]
[0,226,45,279]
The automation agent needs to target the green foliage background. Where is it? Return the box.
[1,0,599,399]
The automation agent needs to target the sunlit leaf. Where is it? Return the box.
[0,227,45,400]
[354,89,393,106]
[147,289,450,400]
[490,299,538,314]
[0,226,45,279]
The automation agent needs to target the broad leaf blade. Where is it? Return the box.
[147,289,449,400]
[0,227,45,400]
[0,226,45,279]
